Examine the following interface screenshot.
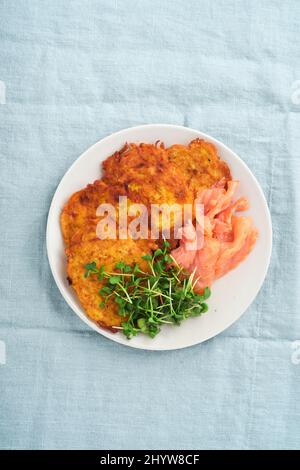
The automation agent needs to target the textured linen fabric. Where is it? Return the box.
[0,0,300,450]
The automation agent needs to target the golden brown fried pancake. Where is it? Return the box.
[102,143,193,207]
[66,226,157,328]
[61,179,132,248]
[167,138,231,194]
[102,143,194,236]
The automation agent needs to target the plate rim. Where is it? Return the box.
[46,123,273,351]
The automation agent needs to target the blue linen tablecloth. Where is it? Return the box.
[0,0,300,450]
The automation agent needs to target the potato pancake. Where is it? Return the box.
[66,227,156,328]
[102,143,193,207]
[166,138,231,194]
[61,179,132,248]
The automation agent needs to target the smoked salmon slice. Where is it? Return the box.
[171,180,258,292]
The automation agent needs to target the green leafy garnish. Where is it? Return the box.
[84,241,211,339]
[84,262,98,278]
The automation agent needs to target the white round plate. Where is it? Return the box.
[47,124,272,350]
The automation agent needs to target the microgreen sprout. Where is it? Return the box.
[84,241,211,339]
